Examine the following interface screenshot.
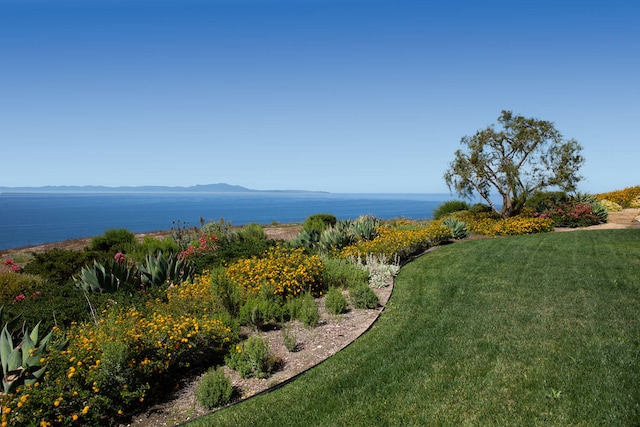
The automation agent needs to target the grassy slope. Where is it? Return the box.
[189,230,640,426]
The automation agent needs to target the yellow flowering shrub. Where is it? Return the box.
[1,273,237,426]
[225,245,324,299]
[596,185,640,208]
[455,211,554,236]
[338,221,452,262]
[599,199,623,212]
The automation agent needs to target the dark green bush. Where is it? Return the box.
[303,213,337,234]
[350,284,379,309]
[433,200,471,220]
[469,203,493,214]
[90,228,137,254]
[525,191,569,213]
[22,248,102,286]
[195,367,234,409]
[324,287,348,315]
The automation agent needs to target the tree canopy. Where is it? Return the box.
[443,110,584,217]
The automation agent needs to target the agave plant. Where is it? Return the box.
[139,251,195,287]
[318,225,354,254]
[290,229,320,251]
[442,218,469,240]
[590,201,609,224]
[74,259,140,293]
[0,321,67,394]
[349,215,381,241]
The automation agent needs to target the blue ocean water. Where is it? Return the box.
[0,192,458,250]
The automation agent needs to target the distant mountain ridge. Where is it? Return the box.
[0,183,327,194]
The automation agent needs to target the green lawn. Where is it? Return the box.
[188,230,640,426]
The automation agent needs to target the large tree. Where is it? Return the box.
[444,110,584,217]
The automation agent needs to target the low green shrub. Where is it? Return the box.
[322,257,369,289]
[303,213,337,234]
[525,190,569,212]
[281,325,298,352]
[433,200,470,220]
[22,248,102,286]
[195,367,234,409]
[297,293,320,328]
[239,296,287,329]
[350,284,379,309]
[469,203,493,214]
[90,228,137,253]
[324,287,348,315]
[225,336,276,379]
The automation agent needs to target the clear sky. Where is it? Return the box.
[1,0,638,194]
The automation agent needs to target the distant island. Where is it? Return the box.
[0,183,328,194]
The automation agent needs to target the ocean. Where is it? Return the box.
[0,192,460,250]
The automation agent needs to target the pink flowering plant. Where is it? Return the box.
[2,259,22,273]
[534,202,602,228]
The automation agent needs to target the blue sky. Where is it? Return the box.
[1,0,638,194]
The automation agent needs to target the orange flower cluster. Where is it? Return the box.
[338,221,452,262]
[596,185,640,208]
[225,245,324,299]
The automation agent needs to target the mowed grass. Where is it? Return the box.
[189,230,640,426]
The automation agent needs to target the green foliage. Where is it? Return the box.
[441,217,469,240]
[74,259,139,294]
[303,213,337,234]
[296,293,320,328]
[469,203,493,214]
[321,257,369,290]
[433,200,471,220]
[444,110,584,217]
[0,272,45,304]
[0,318,67,394]
[195,367,234,409]
[140,251,195,287]
[324,287,348,315]
[289,228,320,251]
[318,224,354,254]
[225,336,276,379]
[350,284,379,309]
[349,215,381,241]
[185,222,275,271]
[525,190,569,212]
[281,326,297,352]
[239,296,286,329]
[209,269,243,317]
[125,236,180,263]
[22,248,101,286]
[90,228,136,253]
